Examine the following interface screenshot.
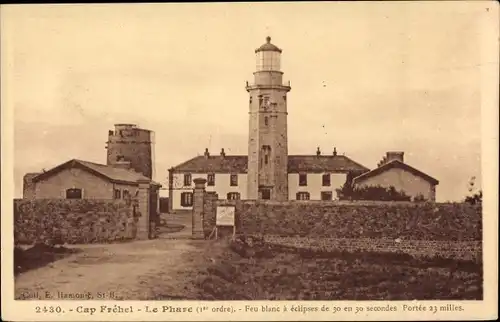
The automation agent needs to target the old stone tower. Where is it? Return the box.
[246,37,291,200]
[106,124,155,179]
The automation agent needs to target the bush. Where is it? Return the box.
[413,194,427,202]
[337,184,411,201]
[465,191,482,205]
[465,176,482,205]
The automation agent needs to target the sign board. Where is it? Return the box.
[216,206,235,226]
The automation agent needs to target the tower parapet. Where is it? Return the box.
[106,124,154,179]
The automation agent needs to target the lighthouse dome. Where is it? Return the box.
[255,36,282,53]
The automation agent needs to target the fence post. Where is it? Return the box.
[192,178,206,239]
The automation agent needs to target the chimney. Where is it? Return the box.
[378,156,387,167]
[204,148,210,158]
[333,147,337,156]
[316,147,321,156]
[113,160,131,170]
[220,148,226,158]
[386,151,404,163]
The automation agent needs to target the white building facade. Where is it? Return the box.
[168,148,369,211]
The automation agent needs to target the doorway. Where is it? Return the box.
[260,188,271,200]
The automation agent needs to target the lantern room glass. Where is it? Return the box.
[256,51,281,71]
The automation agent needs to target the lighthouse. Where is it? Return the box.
[246,37,291,200]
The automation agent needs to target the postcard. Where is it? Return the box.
[1,2,498,321]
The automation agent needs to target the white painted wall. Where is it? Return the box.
[288,173,347,200]
[354,167,435,200]
[171,172,351,209]
[171,173,247,210]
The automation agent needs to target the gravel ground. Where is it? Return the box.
[15,238,213,301]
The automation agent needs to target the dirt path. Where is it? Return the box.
[15,239,213,300]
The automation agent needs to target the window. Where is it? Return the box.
[299,173,307,186]
[264,155,269,164]
[230,174,238,186]
[321,191,333,201]
[184,173,192,186]
[322,173,331,186]
[181,192,193,207]
[227,192,241,200]
[123,190,130,200]
[114,189,121,199]
[261,189,271,200]
[66,188,82,199]
[207,173,215,186]
[264,116,269,126]
[296,192,310,200]
[263,96,269,108]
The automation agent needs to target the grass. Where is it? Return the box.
[194,237,483,301]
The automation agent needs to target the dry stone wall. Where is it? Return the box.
[221,201,482,241]
[14,199,138,245]
[203,199,482,260]
[264,236,482,262]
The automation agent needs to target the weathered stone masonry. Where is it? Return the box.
[14,199,139,245]
[199,185,482,261]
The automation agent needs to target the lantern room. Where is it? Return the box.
[255,36,282,72]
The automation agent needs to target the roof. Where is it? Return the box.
[170,155,369,174]
[255,36,282,53]
[352,160,439,185]
[288,155,369,173]
[171,155,248,173]
[31,159,160,186]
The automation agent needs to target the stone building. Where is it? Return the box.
[23,159,160,200]
[352,152,439,201]
[23,124,159,200]
[22,124,161,239]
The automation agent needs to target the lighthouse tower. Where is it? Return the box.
[246,37,291,200]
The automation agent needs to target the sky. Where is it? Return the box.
[3,2,493,201]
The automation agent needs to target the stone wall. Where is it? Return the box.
[211,200,482,241]
[14,199,139,245]
[263,236,482,262]
[202,198,482,260]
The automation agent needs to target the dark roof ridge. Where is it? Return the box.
[73,158,106,166]
[170,154,369,173]
[30,158,155,185]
